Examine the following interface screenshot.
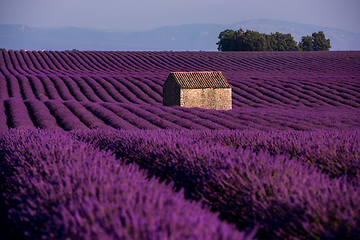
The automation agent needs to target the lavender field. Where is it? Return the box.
[0,50,360,239]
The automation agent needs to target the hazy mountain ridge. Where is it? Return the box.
[1,19,359,51]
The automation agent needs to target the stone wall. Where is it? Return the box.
[180,88,232,110]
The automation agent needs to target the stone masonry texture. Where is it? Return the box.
[163,72,232,110]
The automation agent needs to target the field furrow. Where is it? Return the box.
[16,74,36,99]
[5,97,35,128]
[0,100,8,130]
[44,100,88,130]
[24,98,62,129]
[82,101,138,130]
[64,100,112,129]
[0,50,359,132]
[70,75,103,102]
[0,73,9,99]
[100,102,159,129]
[27,75,49,101]
[1,50,360,240]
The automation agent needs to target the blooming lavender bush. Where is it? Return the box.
[27,75,49,101]
[4,97,34,129]
[73,129,360,239]
[82,101,138,130]
[44,100,88,130]
[64,100,113,130]
[24,98,62,130]
[100,102,159,129]
[2,50,359,131]
[0,100,8,131]
[37,75,63,101]
[0,50,359,239]
[0,74,9,99]
[0,129,253,240]
[48,75,76,101]
[69,76,103,102]
[60,75,89,102]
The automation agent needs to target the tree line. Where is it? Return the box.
[216,29,331,51]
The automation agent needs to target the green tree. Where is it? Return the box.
[299,31,331,51]
[312,31,331,51]
[241,30,267,51]
[299,35,312,51]
[283,33,300,51]
[216,29,244,51]
[266,32,299,51]
[266,33,277,51]
[217,29,299,51]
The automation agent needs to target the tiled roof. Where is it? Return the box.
[169,71,231,89]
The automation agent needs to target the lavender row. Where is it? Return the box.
[90,76,129,103]
[0,100,8,130]
[68,51,105,71]
[1,50,19,76]
[0,128,252,240]
[64,100,113,130]
[16,74,36,99]
[5,74,22,98]
[7,50,28,75]
[80,51,360,75]
[228,76,360,108]
[33,51,52,70]
[80,76,117,102]
[27,75,49,101]
[101,76,137,103]
[2,52,360,108]
[48,75,76,101]
[161,105,237,130]
[73,129,360,239]
[182,107,246,129]
[119,103,183,129]
[47,51,71,70]
[123,76,162,103]
[301,81,360,107]
[81,51,120,72]
[36,75,63,101]
[44,100,88,130]
[3,50,359,77]
[58,51,87,71]
[222,106,360,131]
[13,51,34,75]
[100,102,159,129]
[60,75,89,101]
[175,106,255,129]
[17,51,40,74]
[24,98,62,130]
[0,100,359,131]
[114,76,156,104]
[194,129,360,179]
[82,101,138,130]
[68,75,103,102]
[140,76,163,97]
[139,104,207,130]
[4,97,35,129]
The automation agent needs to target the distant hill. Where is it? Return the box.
[1,19,359,51]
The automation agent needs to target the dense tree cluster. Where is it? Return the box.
[298,31,331,51]
[217,29,331,51]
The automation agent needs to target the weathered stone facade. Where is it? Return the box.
[163,72,232,110]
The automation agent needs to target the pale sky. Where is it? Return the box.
[1,0,359,33]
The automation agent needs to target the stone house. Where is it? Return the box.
[163,71,232,110]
